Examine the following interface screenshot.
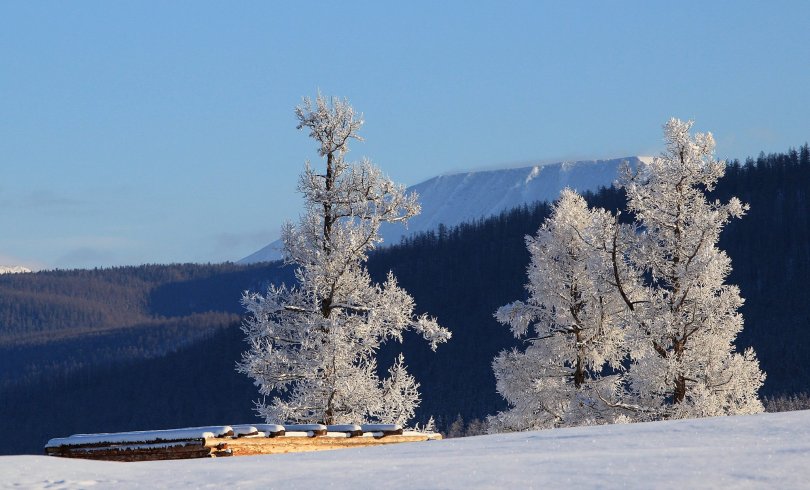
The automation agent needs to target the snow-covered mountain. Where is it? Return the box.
[239,156,647,264]
[0,265,31,274]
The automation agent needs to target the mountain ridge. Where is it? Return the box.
[0,266,32,275]
[239,156,646,263]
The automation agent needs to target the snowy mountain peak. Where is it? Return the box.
[239,156,642,264]
[0,265,31,274]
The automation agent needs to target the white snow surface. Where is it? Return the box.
[282,424,326,432]
[250,424,285,434]
[230,425,259,437]
[45,426,233,448]
[238,157,642,264]
[10,410,810,489]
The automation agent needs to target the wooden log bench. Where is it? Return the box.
[45,424,441,462]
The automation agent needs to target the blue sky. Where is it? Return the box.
[1,1,808,269]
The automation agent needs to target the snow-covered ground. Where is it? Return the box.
[3,410,809,489]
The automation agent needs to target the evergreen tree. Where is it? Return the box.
[238,95,450,425]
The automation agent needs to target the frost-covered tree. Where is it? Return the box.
[492,119,765,430]
[238,94,451,425]
[618,118,764,418]
[490,190,631,431]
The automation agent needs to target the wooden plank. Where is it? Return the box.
[213,434,440,457]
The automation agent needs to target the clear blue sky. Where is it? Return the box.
[1,1,808,270]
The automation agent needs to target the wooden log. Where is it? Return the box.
[50,441,213,462]
[74,448,213,462]
[45,426,234,452]
[253,424,286,437]
[213,433,440,457]
[46,439,207,454]
[378,428,404,437]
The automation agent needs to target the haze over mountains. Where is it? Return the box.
[238,156,648,263]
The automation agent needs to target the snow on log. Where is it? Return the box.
[252,424,286,436]
[360,431,385,438]
[45,426,234,449]
[326,424,363,436]
[231,425,259,438]
[283,424,327,436]
[360,424,403,436]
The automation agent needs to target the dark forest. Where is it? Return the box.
[2,144,809,454]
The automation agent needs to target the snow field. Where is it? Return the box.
[5,410,809,489]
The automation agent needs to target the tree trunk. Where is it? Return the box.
[674,375,687,404]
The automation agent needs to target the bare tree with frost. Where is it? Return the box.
[238,94,450,425]
[617,118,764,419]
[490,189,632,431]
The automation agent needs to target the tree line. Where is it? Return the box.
[1,142,810,453]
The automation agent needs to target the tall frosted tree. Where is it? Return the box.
[493,119,764,430]
[618,118,764,418]
[239,95,451,425]
[491,189,631,431]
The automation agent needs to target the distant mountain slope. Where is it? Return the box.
[0,266,31,274]
[0,262,293,388]
[238,157,647,263]
[0,263,281,348]
[400,156,645,236]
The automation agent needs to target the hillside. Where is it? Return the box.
[0,263,294,387]
[1,145,810,455]
[4,409,809,488]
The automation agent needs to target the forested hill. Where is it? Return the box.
[0,263,294,387]
[371,144,810,416]
[0,263,282,346]
[2,144,810,454]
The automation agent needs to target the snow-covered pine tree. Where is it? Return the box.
[618,118,764,418]
[490,189,630,431]
[238,94,451,425]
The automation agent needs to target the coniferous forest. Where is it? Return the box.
[1,145,809,454]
